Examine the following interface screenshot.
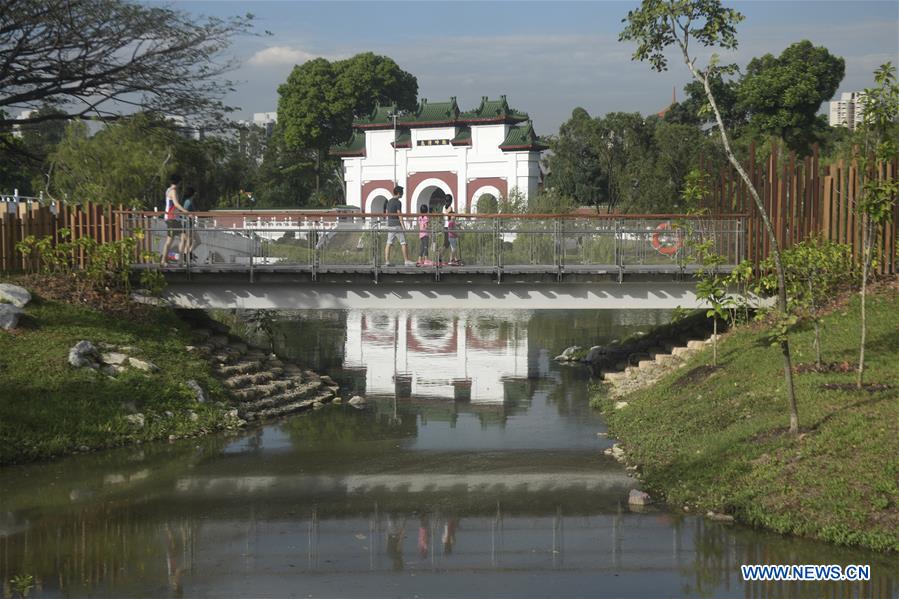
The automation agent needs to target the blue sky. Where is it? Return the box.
[177,1,899,135]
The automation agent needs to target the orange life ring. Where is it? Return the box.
[651,222,683,256]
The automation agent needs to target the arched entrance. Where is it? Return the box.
[366,188,392,213]
[411,178,453,213]
[471,185,502,213]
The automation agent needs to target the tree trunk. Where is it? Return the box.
[810,280,821,368]
[857,217,874,389]
[679,45,799,434]
[712,317,718,366]
[814,320,822,368]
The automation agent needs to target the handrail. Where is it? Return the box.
[118,210,750,220]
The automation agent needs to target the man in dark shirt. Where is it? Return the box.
[383,185,415,266]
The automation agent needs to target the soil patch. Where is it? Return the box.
[820,382,894,393]
[794,361,857,373]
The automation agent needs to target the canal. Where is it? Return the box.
[2,309,896,597]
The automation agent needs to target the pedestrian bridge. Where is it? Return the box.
[129,211,746,310]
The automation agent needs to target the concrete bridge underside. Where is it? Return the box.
[154,268,724,310]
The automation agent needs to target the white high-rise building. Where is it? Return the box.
[829,92,867,131]
[252,112,277,138]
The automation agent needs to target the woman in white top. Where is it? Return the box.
[160,174,188,266]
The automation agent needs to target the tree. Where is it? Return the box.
[855,63,899,388]
[621,0,801,434]
[45,114,177,206]
[666,75,746,131]
[0,0,252,134]
[757,238,853,368]
[545,108,605,208]
[277,53,418,192]
[739,40,845,155]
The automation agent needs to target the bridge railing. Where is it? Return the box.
[120,211,746,275]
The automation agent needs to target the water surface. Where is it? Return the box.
[2,309,896,598]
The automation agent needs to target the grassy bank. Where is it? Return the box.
[0,289,236,465]
[592,282,899,552]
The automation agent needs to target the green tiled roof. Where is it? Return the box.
[353,96,529,129]
[329,131,366,157]
[413,97,461,124]
[460,95,529,124]
[451,126,471,146]
[499,121,548,152]
[355,103,399,127]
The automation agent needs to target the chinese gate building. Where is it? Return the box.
[331,95,546,213]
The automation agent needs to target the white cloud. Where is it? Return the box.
[248,46,319,67]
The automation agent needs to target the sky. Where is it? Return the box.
[176,0,899,136]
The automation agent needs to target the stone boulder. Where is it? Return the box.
[0,283,31,308]
[186,379,206,403]
[348,395,367,408]
[124,413,145,428]
[68,340,98,368]
[101,352,128,365]
[584,345,604,363]
[0,304,24,331]
[128,358,159,372]
[628,489,652,506]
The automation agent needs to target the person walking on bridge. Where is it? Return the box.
[160,174,188,266]
[383,186,415,266]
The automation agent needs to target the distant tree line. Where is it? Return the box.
[544,39,852,213]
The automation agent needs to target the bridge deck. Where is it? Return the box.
[137,262,731,280]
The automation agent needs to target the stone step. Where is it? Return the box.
[237,381,323,413]
[231,379,298,401]
[637,359,655,370]
[654,353,675,365]
[671,346,696,358]
[603,371,628,383]
[243,391,335,422]
[686,339,706,350]
[224,370,277,389]
[215,360,265,377]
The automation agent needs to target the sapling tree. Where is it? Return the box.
[757,238,853,368]
[854,63,899,388]
[679,169,733,366]
[620,0,800,433]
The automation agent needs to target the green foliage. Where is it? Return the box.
[16,229,140,294]
[45,115,173,206]
[0,296,232,465]
[139,268,168,297]
[545,108,717,212]
[857,63,899,230]
[9,573,34,598]
[756,238,853,359]
[739,41,845,155]
[591,288,899,551]
[498,186,528,214]
[277,52,417,188]
[619,0,744,73]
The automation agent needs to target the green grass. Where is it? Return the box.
[0,290,234,465]
[592,284,899,552]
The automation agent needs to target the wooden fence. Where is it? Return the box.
[1,148,896,274]
[698,143,897,275]
[0,202,125,272]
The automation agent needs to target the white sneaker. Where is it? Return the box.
[404,260,416,266]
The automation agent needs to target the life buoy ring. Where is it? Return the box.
[651,222,683,256]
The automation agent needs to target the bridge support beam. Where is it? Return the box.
[160,281,710,311]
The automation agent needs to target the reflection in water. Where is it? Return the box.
[1,309,897,598]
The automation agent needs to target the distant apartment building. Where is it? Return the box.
[165,115,204,141]
[252,112,277,137]
[11,109,36,138]
[829,92,867,131]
